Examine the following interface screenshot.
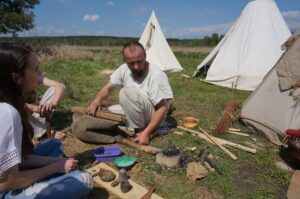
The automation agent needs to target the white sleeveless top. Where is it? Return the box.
[0,103,22,174]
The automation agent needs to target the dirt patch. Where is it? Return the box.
[63,132,108,170]
[232,161,286,199]
[195,186,223,199]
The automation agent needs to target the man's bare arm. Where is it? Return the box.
[86,82,115,115]
[132,99,168,144]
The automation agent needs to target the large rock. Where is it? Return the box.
[71,113,119,144]
[186,162,208,182]
[156,152,180,168]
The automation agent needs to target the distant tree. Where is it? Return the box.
[219,34,225,42]
[210,33,219,46]
[0,0,40,37]
[201,36,211,46]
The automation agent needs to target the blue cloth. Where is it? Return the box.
[0,139,92,199]
[2,170,91,199]
[34,138,64,158]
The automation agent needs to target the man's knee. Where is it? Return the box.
[119,87,139,105]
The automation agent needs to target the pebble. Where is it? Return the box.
[275,161,293,172]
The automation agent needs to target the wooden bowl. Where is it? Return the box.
[98,169,116,182]
[184,117,198,123]
[183,121,197,129]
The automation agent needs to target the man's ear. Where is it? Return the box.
[12,73,22,85]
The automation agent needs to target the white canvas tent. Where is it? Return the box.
[193,0,291,91]
[241,29,300,145]
[139,11,183,72]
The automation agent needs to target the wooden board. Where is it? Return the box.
[86,163,164,199]
[287,170,300,199]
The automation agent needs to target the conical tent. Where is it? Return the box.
[241,29,300,145]
[139,11,183,72]
[193,0,291,91]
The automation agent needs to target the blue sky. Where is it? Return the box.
[17,0,300,39]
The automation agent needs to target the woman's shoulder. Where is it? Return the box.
[0,103,20,121]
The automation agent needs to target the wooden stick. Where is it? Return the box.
[227,131,249,137]
[115,136,162,155]
[228,128,242,132]
[71,106,124,123]
[199,127,237,160]
[177,126,256,154]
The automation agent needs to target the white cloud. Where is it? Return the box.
[96,30,104,35]
[47,26,65,34]
[138,5,148,12]
[34,25,65,36]
[162,26,170,34]
[107,0,115,6]
[282,11,300,18]
[83,14,100,22]
[282,10,300,31]
[167,22,232,39]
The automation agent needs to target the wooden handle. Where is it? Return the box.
[116,136,162,155]
[177,126,256,154]
[140,187,155,199]
[71,106,124,123]
[122,139,162,155]
[199,127,237,160]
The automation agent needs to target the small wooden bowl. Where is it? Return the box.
[98,169,116,182]
[183,121,197,129]
[184,117,198,123]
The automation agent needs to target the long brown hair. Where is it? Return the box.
[0,42,34,156]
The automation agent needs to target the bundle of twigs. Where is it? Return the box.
[212,102,240,137]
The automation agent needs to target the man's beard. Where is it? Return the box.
[132,69,144,78]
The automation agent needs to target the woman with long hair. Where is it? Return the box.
[0,43,92,199]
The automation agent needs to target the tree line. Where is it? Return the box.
[0,0,223,47]
[0,33,224,47]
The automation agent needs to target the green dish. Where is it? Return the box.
[114,155,136,168]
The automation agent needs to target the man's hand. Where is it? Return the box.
[86,102,100,116]
[39,103,55,118]
[131,132,150,145]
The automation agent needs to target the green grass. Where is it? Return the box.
[39,47,292,199]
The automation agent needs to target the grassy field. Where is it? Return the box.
[38,45,292,199]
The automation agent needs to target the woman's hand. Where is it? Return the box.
[25,103,41,113]
[55,158,79,173]
[39,103,55,117]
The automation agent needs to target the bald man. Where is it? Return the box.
[86,41,173,144]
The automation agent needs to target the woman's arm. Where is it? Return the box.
[25,103,40,113]
[38,77,65,117]
[42,77,65,107]
[0,158,78,192]
[21,154,61,168]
